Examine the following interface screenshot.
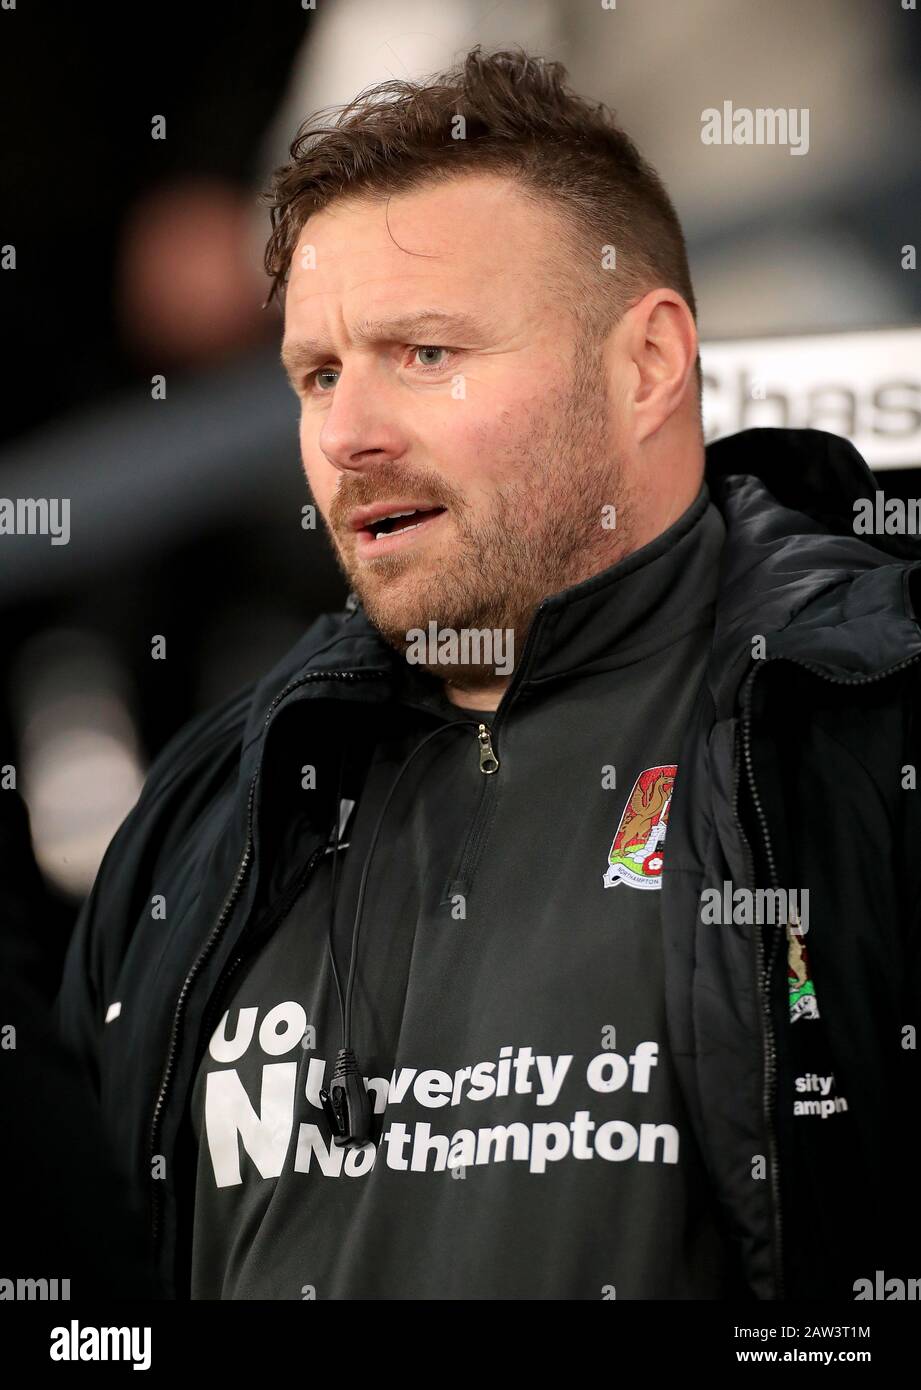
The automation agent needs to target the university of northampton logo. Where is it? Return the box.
[603,765,676,891]
[787,916,820,1021]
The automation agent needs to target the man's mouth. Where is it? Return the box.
[349,501,449,558]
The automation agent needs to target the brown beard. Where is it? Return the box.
[321,337,635,688]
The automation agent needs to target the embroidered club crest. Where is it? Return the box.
[603,765,676,891]
[787,916,820,1022]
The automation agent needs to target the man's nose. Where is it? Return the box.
[318,362,407,473]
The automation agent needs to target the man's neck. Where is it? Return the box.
[443,678,508,711]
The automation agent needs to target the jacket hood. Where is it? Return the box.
[704,428,921,718]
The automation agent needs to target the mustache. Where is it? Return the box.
[327,464,465,532]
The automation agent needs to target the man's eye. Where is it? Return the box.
[302,346,452,395]
[308,367,339,393]
[413,345,450,368]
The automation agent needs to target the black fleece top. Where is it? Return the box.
[188,485,747,1299]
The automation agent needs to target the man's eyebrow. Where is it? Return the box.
[280,310,491,380]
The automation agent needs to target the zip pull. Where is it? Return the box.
[477,722,499,774]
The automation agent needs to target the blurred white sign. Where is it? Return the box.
[701,327,921,470]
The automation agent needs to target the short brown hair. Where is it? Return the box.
[261,46,697,354]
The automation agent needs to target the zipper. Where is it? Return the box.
[734,645,921,1301]
[451,722,502,891]
[196,841,329,1069]
[477,722,499,774]
[736,664,785,1302]
[147,666,388,1260]
[448,609,549,889]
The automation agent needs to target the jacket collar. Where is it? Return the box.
[493,482,724,687]
[379,481,727,722]
[240,427,921,748]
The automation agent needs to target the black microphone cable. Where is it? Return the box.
[319,716,491,1146]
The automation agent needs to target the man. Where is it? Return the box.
[55,47,921,1301]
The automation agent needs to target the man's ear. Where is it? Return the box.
[628,289,699,444]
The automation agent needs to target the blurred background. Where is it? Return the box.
[1,0,920,993]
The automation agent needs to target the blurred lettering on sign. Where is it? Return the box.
[702,327,921,469]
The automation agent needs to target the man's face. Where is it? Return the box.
[282,173,630,688]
